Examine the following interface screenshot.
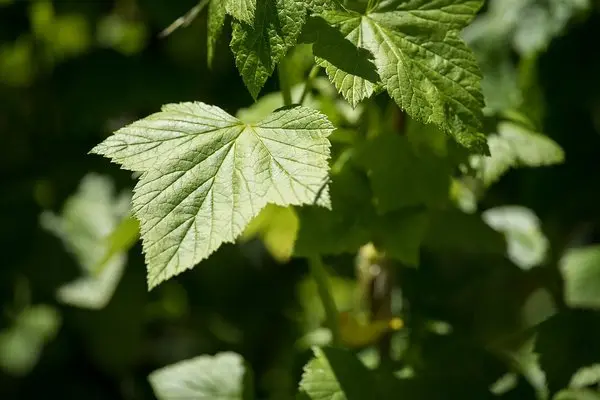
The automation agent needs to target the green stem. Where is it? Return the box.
[299,65,320,105]
[308,255,340,346]
[278,60,293,107]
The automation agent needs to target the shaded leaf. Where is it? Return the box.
[230,0,306,98]
[207,0,227,67]
[357,133,451,213]
[301,15,380,107]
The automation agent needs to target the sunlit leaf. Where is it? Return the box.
[482,206,549,269]
[148,352,250,400]
[92,103,333,289]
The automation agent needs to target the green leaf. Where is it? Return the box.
[554,390,600,400]
[375,208,429,266]
[225,0,256,25]
[357,133,451,213]
[294,162,372,257]
[241,204,299,263]
[301,15,380,108]
[207,0,227,67]
[92,102,333,289]
[568,364,600,389]
[310,0,486,150]
[472,121,564,186]
[0,305,61,376]
[559,246,600,310]
[148,352,250,400]
[230,0,306,99]
[299,347,378,400]
[482,206,549,270]
[466,0,589,58]
[40,173,134,309]
[423,208,505,255]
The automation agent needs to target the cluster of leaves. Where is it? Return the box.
[6,0,595,398]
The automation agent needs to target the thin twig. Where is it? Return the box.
[309,255,341,346]
[159,0,210,38]
[299,65,320,105]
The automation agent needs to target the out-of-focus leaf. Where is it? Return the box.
[40,173,135,309]
[423,208,505,255]
[356,133,451,214]
[472,121,564,186]
[482,206,549,269]
[0,305,61,376]
[97,15,148,55]
[241,204,299,263]
[148,352,251,400]
[554,390,600,400]
[568,364,600,389]
[559,246,600,309]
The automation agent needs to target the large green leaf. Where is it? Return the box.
[230,0,306,99]
[310,0,486,150]
[148,352,250,400]
[40,173,135,309]
[299,347,378,400]
[92,102,333,289]
[559,245,600,309]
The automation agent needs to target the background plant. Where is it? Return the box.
[1,0,600,399]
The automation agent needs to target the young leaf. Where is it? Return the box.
[559,245,600,310]
[91,102,333,289]
[230,0,306,99]
[299,347,378,399]
[148,352,250,400]
[472,121,564,186]
[225,0,256,25]
[313,0,486,151]
[207,0,227,67]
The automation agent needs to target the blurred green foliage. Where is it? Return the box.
[1,0,600,399]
